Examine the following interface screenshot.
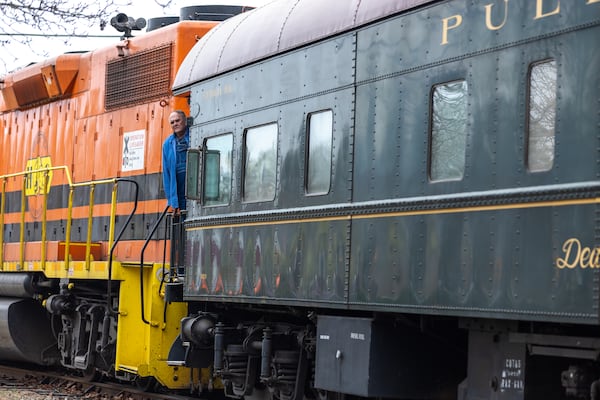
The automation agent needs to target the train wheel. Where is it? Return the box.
[135,376,158,392]
[79,367,101,382]
[316,390,344,400]
[244,387,273,400]
[245,387,315,400]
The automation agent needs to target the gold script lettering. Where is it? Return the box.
[556,238,580,269]
[556,238,600,269]
[535,0,560,19]
[441,15,463,45]
[580,247,591,269]
[593,248,600,267]
[587,0,600,4]
[485,0,509,31]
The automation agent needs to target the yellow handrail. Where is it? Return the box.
[65,185,75,271]
[19,178,25,269]
[41,170,49,271]
[86,183,96,270]
[0,165,121,271]
[0,179,6,270]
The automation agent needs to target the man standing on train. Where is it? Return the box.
[162,110,189,215]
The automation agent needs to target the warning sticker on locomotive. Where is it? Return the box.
[24,156,53,196]
[122,130,146,172]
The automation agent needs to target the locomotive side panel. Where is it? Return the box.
[183,0,600,322]
[186,220,349,303]
[351,27,600,323]
[0,13,250,389]
[173,1,600,398]
[185,81,355,302]
[0,23,211,262]
[349,204,599,323]
[355,1,600,198]
[555,27,600,173]
[188,36,355,212]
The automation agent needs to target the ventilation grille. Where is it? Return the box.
[105,43,173,110]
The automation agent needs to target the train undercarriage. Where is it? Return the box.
[0,272,118,378]
[3,269,600,399]
[172,303,600,400]
[170,305,466,400]
[0,263,189,391]
[44,282,118,378]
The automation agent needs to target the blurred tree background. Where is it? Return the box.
[0,0,174,74]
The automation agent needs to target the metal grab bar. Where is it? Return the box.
[169,211,186,278]
[106,178,139,316]
[139,205,170,325]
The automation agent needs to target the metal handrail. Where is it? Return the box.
[0,165,125,273]
[139,205,170,325]
[106,178,139,316]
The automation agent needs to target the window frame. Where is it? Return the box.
[305,109,334,196]
[185,147,202,201]
[428,79,469,182]
[525,58,557,173]
[202,133,234,207]
[242,122,278,203]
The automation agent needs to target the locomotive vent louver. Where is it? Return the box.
[105,43,173,110]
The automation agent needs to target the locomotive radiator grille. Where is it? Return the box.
[105,43,173,110]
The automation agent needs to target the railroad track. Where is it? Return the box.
[0,363,210,400]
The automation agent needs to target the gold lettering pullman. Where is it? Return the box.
[441,0,598,45]
[441,15,462,45]
[485,0,508,30]
[534,0,560,19]
[556,238,600,269]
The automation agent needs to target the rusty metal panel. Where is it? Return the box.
[105,43,172,110]
[41,65,62,98]
[12,75,48,106]
[0,85,19,111]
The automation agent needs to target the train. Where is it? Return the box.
[0,3,255,391]
[1,0,599,399]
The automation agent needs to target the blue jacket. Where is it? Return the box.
[162,129,189,209]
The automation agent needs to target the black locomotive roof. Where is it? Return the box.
[173,0,435,92]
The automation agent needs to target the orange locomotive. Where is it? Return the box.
[0,5,250,392]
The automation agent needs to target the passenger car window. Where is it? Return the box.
[186,149,201,200]
[204,133,233,206]
[429,80,468,181]
[243,123,277,202]
[527,60,556,172]
[306,110,333,195]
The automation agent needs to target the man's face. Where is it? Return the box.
[169,113,187,136]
